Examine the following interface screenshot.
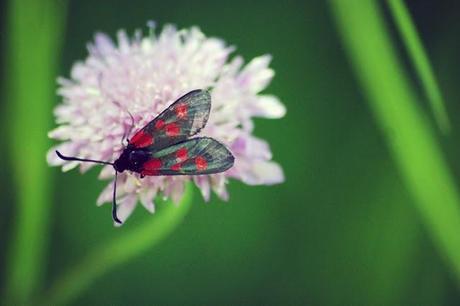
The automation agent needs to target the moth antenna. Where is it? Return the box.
[97,72,136,148]
[112,171,122,224]
[120,110,135,147]
[55,150,113,166]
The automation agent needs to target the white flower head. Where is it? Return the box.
[48,23,285,224]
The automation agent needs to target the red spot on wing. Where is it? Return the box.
[141,169,158,176]
[165,123,180,136]
[141,158,162,176]
[195,156,208,171]
[176,104,188,119]
[171,163,182,171]
[144,158,162,170]
[176,147,188,161]
[130,130,153,148]
[155,119,165,129]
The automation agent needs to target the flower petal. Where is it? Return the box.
[88,33,115,57]
[243,160,285,185]
[140,189,156,213]
[238,55,274,93]
[210,174,229,201]
[194,176,211,201]
[253,95,286,119]
[114,195,137,226]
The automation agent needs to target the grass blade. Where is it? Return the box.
[3,1,67,304]
[387,0,450,133]
[329,0,460,281]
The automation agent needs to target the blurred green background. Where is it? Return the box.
[2,0,460,305]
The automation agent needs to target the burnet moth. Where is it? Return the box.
[56,89,235,224]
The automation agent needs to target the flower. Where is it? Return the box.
[47,23,286,224]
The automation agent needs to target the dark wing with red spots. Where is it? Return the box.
[129,89,211,151]
[139,137,234,176]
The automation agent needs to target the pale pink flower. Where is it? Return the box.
[47,23,285,224]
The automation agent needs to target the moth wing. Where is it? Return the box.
[129,89,211,151]
[139,137,234,176]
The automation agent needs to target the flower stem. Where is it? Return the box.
[387,0,450,134]
[329,0,460,281]
[39,184,193,306]
[3,1,67,305]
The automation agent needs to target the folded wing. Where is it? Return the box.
[140,137,234,176]
[129,89,211,151]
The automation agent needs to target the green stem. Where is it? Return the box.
[40,185,193,306]
[3,1,67,305]
[387,0,450,133]
[329,0,460,281]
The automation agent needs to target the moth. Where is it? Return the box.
[56,89,235,224]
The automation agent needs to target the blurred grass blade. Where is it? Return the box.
[387,0,450,133]
[329,0,460,281]
[3,1,67,305]
[40,185,193,306]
